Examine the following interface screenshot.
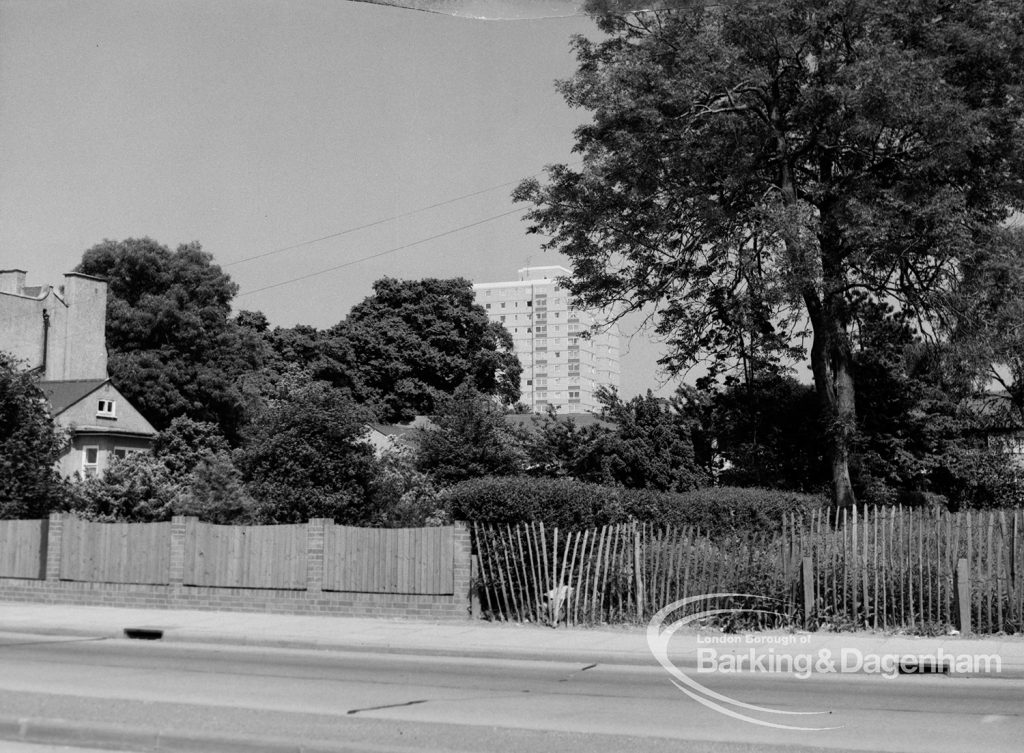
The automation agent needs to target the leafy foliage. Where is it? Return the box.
[236,380,380,523]
[0,353,67,518]
[708,373,827,492]
[67,452,180,522]
[526,388,708,492]
[445,475,824,533]
[444,476,622,529]
[75,238,267,440]
[154,416,232,476]
[174,451,255,524]
[331,278,521,423]
[516,0,1024,506]
[414,385,528,485]
[593,387,707,491]
[367,448,449,527]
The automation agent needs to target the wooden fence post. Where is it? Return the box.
[801,556,814,628]
[470,555,482,619]
[634,525,644,622]
[956,557,972,635]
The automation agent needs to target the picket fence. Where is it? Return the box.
[473,506,1024,634]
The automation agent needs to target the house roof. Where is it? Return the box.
[40,379,109,415]
[368,423,420,438]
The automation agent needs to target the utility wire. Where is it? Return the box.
[236,205,525,298]
[224,177,544,268]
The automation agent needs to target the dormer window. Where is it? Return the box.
[97,399,116,419]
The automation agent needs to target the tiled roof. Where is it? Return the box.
[39,379,109,415]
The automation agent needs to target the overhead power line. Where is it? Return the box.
[236,206,525,298]
[224,178,525,268]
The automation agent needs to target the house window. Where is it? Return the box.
[83,446,99,478]
[96,399,116,418]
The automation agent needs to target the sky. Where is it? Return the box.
[0,0,682,398]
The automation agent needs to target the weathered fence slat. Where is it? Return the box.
[0,519,47,580]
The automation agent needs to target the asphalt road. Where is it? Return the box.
[0,632,1021,753]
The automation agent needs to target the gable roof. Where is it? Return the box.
[40,379,109,415]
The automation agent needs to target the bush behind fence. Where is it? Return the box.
[473,506,1024,634]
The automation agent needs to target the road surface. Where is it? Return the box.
[0,631,1021,752]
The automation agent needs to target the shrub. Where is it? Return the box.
[622,486,826,534]
[443,477,826,535]
[443,476,626,530]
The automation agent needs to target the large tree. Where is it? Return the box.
[0,353,67,518]
[528,388,707,491]
[516,0,1024,505]
[707,372,826,492]
[76,238,267,441]
[330,278,522,423]
[235,380,381,523]
[414,385,528,485]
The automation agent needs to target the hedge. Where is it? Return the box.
[442,476,826,535]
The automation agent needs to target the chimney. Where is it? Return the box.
[59,272,108,380]
[0,269,26,295]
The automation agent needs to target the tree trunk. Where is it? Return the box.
[804,292,857,508]
[772,101,856,508]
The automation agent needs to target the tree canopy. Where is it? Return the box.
[414,385,528,484]
[330,278,522,423]
[75,238,267,440]
[235,380,380,523]
[0,353,67,518]
[528,388,707,492]
[516,0,1024,506]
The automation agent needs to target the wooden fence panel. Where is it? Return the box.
[0,519,47,579]
[60,517,170,584]
[184,521,307,589]
[322,524,454,594]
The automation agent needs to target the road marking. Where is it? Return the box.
[347,699,429,715]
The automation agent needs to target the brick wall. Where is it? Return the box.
[0,514,474,621]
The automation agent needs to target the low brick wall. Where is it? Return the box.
[0,514,473,621]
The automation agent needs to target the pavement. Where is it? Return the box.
[2,601,1024,752]
[2,600,1023,677]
